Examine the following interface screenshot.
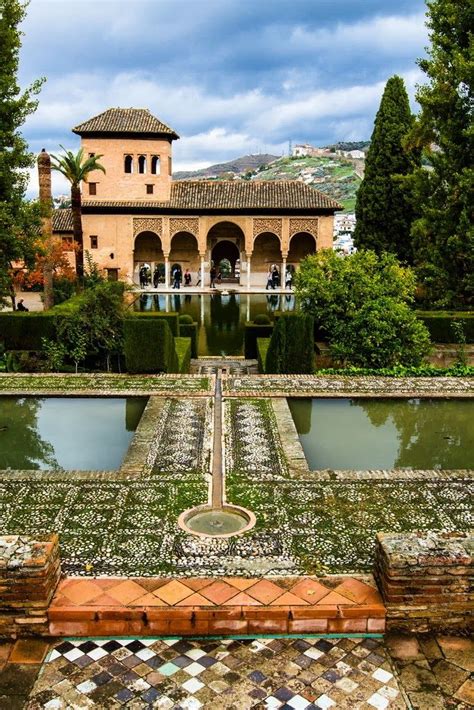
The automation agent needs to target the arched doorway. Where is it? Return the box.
[252,232,282,285]
[207,221,245,284]
[134,231,164,286]
[211,240,240,279]
[169,231,200,285]
[288,232,316,268]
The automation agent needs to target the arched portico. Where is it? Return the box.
[133,230,164,286]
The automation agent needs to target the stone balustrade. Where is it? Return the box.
[0,534,61,638]
[375,531,473,633]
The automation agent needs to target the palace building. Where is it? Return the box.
[52,108,342,286]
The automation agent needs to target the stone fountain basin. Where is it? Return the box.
[178,504,256,538]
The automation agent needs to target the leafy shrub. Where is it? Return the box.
[254,313,271,325]
[295,250,431,367]
[123,318,176,373]
[178,314,194,324]
[5,350,45,372]
[317,364,474,377]
[265,313,314,373]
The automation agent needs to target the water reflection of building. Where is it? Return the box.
[51,108,342,287]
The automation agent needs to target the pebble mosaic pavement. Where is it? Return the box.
[27,636,405,709]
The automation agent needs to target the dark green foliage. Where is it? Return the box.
[178,314,193,325]
[253,313,271,325]
[0,312,56,349]
[129,311,179,335]
[265,313,314,374]
[416,312,474,344]
[5,350,44,372]
[0,0,44,307]
[295,250,431,368]
[257,338,270,373]
[123,318,176,373]
[317,364,474,377]
[244,323,274,358]
[406,0,474,307]
[174,337,191,373]
[178,321,198,357]
[354,76,419,262]
[52,277,75,305]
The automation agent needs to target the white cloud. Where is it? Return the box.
[290,13,427,56]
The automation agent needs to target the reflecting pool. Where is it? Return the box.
[288,398,474,470]
[134,293,296,355]
[0,397,148,471]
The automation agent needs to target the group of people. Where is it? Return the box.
[139,265,193,289]
[266,264,293,290]
[172,267,192,289]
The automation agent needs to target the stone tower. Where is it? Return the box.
[37,148,54,309]
[72,108,179,202]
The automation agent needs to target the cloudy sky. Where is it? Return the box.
[20,0,429,194]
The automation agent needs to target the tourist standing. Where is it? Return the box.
[272,264,280,289]
[210,265,217,289]
[266,268,273,290]
[184,269,191,286]
[153,266,160,288]
[172,266,182,289]
[285,268,293,290]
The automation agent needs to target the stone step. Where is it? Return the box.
[48,575,386,637]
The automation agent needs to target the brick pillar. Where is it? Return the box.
[375,531,473,633]
[0,534,61,638]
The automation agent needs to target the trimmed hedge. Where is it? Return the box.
[257,338,270,373]
[123,318,176,373]
[174,337,192,373]
[244,323,274,358]
[416,311,474,343]
[265,312,315,374]
[128,311,180,335]
[179,322,198,358]
[0,313,56,350]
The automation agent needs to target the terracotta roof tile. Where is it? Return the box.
[52,209,73,232]
[73,108,179,138]
[82,180,342,211]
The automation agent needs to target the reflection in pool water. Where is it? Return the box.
[0,397,147,471]
[134,293,296,356]
[289,398,474,470]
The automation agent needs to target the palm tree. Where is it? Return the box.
[51,147,105,279]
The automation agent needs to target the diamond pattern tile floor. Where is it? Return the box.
[26,637,406,709]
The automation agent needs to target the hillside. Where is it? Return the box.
[174,153,361,212]
[173,153,278,179]
[250,155,361,212]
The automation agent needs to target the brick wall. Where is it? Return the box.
[375,531,473,633]
[0,534,61,638]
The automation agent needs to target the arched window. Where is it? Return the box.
[151,156,160,175]
[124,155,133,173]
[138,155,147,174]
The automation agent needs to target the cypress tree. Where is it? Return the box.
[0,0,44,308]
[407,0,473,307]
[353,76,418,262]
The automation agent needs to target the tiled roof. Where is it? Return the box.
[73,108,179,139]
[82,180,342,211]
[52,209,73,231]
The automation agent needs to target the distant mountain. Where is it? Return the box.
[173,153,279,180]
